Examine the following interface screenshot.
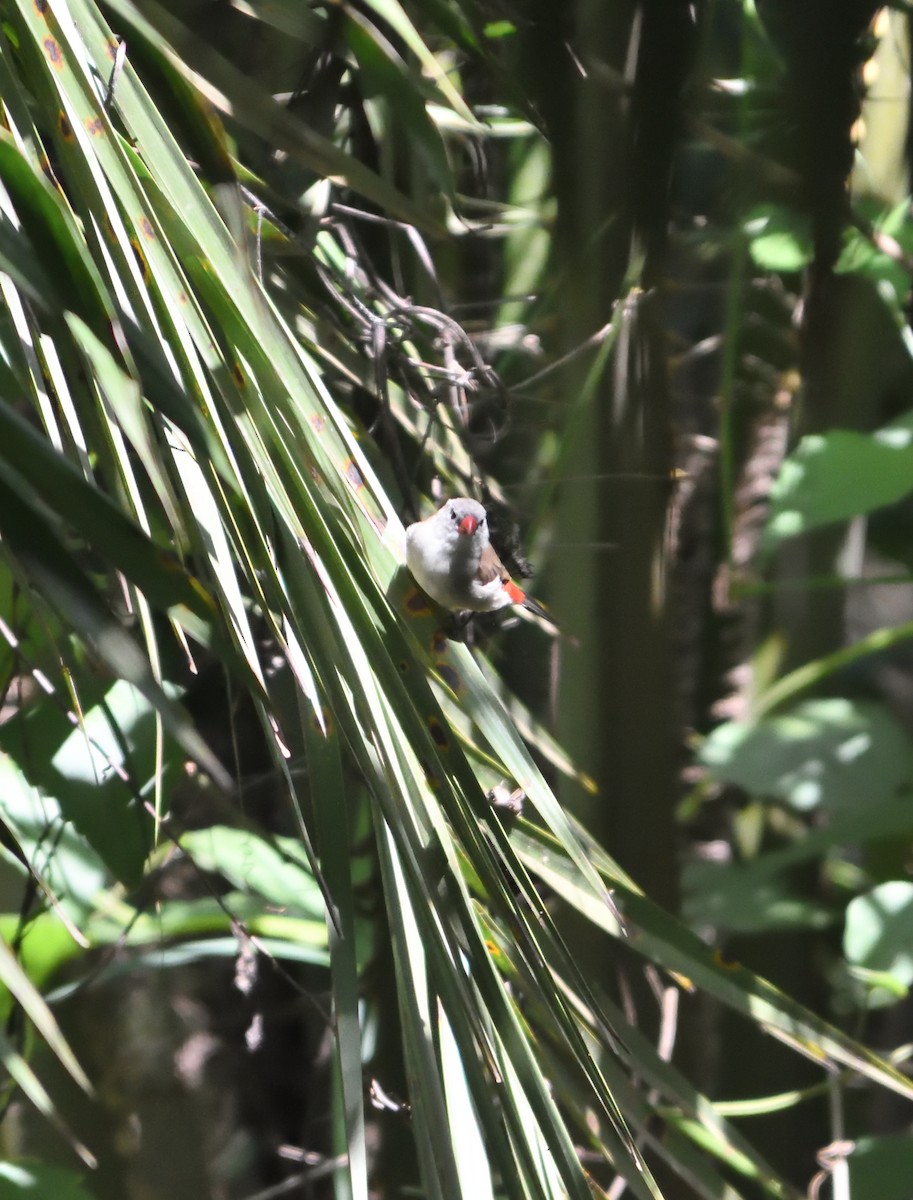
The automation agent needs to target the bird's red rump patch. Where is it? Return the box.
[504,581,526,605]
[457,515,478,536]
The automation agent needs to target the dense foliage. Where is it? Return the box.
[1,2,913,1198]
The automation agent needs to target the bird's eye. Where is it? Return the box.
[450,509,458,521]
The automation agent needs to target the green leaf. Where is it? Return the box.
[0,937,91,1095]
[845,881,913,992]
[837,198,913,314]
[344,12,454,200]
[0,680,158,890]
[359,0,479,124]
[0,129,115,338]
[699,698,913,812]
[763,428,913,550]
[0,390,214,625]
[0,1162,99,1199]
[683,859,836,934]
[179,826,325,919]
[744,204,813,272]
[684,799,913,936]
[0,475,231,793]
[516,824,913,1104]
[102,0,446,232]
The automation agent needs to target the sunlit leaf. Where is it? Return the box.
[699,698,913,813]
[763,428,913,551]
[845,881,913,1005]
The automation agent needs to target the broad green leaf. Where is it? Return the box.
[845,881,913,1004]
[744,203,813,272]
[837,198,913,320]
[699,698,913,812]
[763,428,913,551]
[683,860,835,934]
[179,826,325,919]
[0,1161,99,1198]
[0,680,159,889]
[0,752,108,922]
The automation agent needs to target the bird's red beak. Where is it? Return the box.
[457,514,478,536]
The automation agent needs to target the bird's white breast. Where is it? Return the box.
[406,515,484,610]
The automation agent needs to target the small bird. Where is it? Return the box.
[405,497,550,619]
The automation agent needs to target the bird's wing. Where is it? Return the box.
[476,543,511,586]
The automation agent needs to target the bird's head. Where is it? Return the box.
[441,498,487,543]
